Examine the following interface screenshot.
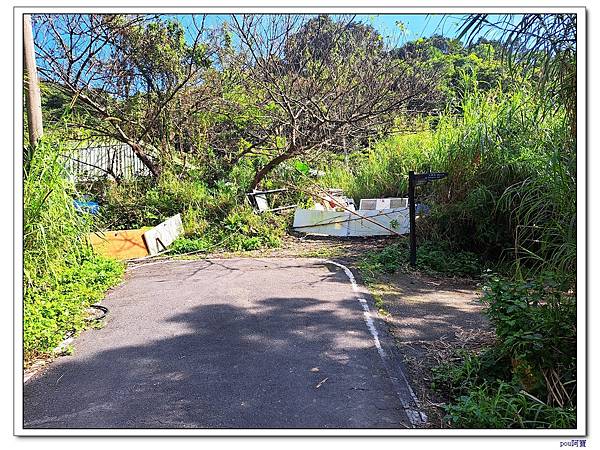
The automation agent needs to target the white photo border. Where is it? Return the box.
[13,1,587,437]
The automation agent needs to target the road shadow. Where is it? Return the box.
[24,290,407,429]
[370,272,490,343]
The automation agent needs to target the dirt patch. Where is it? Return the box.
[368,271,495,427]
[130,234,399,267]
[213,233,399,261]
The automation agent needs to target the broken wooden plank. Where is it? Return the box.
[88,227,151,260]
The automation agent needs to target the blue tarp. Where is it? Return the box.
[73,200,100,215]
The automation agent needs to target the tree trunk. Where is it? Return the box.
[23,14,43,148]
[250,151,297,191]
[130,142,161,178]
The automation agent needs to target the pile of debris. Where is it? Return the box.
[293,189,411,237]
[88,214,184,260]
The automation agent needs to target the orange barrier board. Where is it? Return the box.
[88,228,151,260]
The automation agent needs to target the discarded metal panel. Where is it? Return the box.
[293,210,350,236]
[143,214,184,256]
[375,198,390,210]
[348,209,410,236]
[88,228,151,260]
[253,193,270,212]
[292,207,409,237]
[246,189,296,213]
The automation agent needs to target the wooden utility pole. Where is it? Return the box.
[23,14,43,147]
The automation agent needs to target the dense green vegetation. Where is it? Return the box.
[429,275,576,428]
[91,170,288,253]
[24,135,124,361]
[322,82,573,267]
[336,16,576,428]
[25,13,577,428]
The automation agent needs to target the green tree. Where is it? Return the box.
[393,35,509,112]
[33,14,216,177]
[458,14,576,133]
[230,14,440,189]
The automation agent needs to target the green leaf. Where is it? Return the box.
[294,161,310,175]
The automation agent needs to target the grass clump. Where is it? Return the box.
[444,381,576,428]
[298,246,346,259]
[169,206,286,254]
[358,239,484,281]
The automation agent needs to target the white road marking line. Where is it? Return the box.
[358,298,386,358]
[323,259,426,427]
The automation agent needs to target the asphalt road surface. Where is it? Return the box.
[24,258,417,429]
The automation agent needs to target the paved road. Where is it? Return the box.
[24,258,413,429]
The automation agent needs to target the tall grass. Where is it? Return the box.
[24,137,91,286]
[431,86,573,276]
[24,135,124,361]
[321,131,435,203]
[322,82,574,277]
[500,144,576,279]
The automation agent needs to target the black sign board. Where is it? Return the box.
[407,171,448,266]
[415,172,448,184]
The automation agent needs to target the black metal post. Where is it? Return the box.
[408,171,416,266]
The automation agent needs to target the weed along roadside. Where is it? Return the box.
[21,12,579,432]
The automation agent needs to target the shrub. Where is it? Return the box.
[24,257,124,360]
[170,205,287,254]
[430,273,576,428]
[482,275,576,406]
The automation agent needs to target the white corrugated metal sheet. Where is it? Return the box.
[359,198,408,210]
[64,143,152,180]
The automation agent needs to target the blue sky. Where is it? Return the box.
[174,14,471,46]
[170,13,515,48]
[366,14,466,40]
